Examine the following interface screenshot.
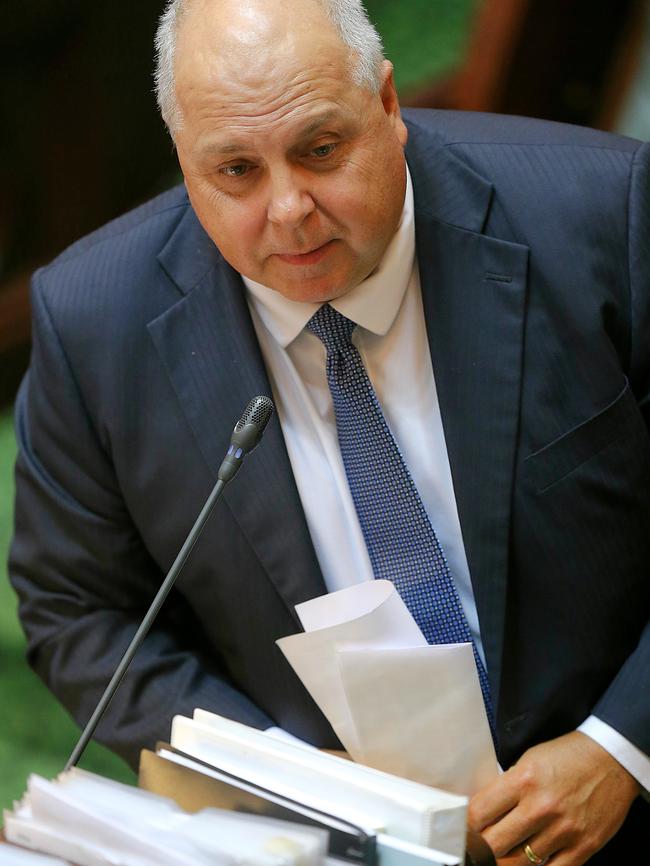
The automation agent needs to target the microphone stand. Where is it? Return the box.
[65,395,274,771]
[65,477,226,771]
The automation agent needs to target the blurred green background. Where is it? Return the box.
[0,0,478,812]
[367,0,477,92]
[0,409,136,808]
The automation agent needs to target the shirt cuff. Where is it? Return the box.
[578,715,650,793]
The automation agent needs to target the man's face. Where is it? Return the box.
[174,0,408,303]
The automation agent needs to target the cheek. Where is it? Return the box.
[317,180,379,240]
[333,188,397,252]
[190,185,267,262]
[324,147,404,242]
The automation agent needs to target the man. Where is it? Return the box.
[9,0,649,863]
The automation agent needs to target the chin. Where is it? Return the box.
[268,274,356,304]
[285,285,353,304]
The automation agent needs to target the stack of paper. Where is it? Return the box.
[165,710,467,863]
[3,768,327,866]
[277,581,497,796]
[0,846,67,866]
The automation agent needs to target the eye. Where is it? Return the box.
[310,143,337,158]
[221,164,251,178]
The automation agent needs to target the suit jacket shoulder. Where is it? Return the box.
[402,107,641,151]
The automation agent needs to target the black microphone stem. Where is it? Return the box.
[64,395,274,771]
[64,477,226,771]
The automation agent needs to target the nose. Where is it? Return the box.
[266,168,315,228]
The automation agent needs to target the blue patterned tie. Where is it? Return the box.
[307,303,495,733]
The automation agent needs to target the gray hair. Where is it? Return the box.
[154,0,385,136]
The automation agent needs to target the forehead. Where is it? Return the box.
[174,0,364,143]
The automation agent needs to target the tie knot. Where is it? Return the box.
[306,304,356,353]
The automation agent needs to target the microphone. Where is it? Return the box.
[65,396,275,771]
[218,395,275,483]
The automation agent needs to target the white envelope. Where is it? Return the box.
[277,581,498,796]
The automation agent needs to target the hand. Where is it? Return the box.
[468,732,640,865]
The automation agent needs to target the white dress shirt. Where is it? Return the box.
[243,168,649,792]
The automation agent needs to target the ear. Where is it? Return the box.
[379,60,408,146]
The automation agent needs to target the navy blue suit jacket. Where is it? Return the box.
[10,110,650,859]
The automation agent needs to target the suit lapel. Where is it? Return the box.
[408,138,529,708]
[148,205,325,622]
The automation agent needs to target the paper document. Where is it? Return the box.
[170,711,468,861]
[0,846,68,866]
[277,580,497,796]
[3,769,327,866]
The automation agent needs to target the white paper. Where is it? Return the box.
[5,771,326,866]
[278,581,426,753]
[277,581,498,795]
[175,710,468,859]
[338,645,497,794]
[0,845,68,866]
[295,580,425,637]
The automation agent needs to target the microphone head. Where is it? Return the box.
[231,395,275,454]
[234,395,275,436]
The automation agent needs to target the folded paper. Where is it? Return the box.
[277,580,497,795]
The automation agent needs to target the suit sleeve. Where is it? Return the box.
[9,273,273,770]
[590,140,650,755]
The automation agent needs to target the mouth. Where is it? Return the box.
[275,240,336,266]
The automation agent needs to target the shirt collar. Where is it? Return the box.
[243,165,416,348]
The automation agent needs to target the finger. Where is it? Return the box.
[532,840,596,866]
[516,832,563,866]
[480,805,546,858]
[503,821,590,866]
[491,844,551,866]
[469,768,523,830]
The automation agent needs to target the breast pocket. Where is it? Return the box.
[523,380,647,493]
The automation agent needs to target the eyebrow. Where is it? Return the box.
[299,110,338,137]
[197,110,341,157]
